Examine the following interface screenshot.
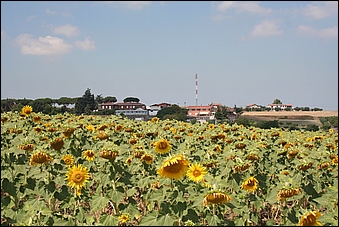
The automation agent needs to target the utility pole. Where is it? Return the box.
[195,74,198,106]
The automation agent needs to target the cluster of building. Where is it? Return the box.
[97,101,235,122]
[97,101,294,122]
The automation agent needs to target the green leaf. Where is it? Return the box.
[265,187,280,204]
[2,178,17,197]
[111,190,124,204]
[157,213,176,226]
[101,215,119,226]
[1,195,11,207]
[182,208,199,223]
[138,211,159,226]
[148,189,164,202]
[127,187,137,197]
[76,207,86,222]
[137,176,152,189]
[52,217,72,226]
[90,195,109,212]
[171,201,186,216]
[122,203,141,219]
[266,219,275,226]
[206,213,219,226]
[54,185,70,201]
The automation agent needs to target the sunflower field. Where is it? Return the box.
[1,106,338,226]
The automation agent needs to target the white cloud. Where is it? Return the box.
[250,21,283,38]
[104,1,151,10]
[46,8,57,15]
[297,25,338,39]
[214,1,272,14]
[1,30,8,41]
[15,34,73,55]
[74,37,96,51]
[52,24,81,37]
[45,8,72,17]
[303,1,338,19]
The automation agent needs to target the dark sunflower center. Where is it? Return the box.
[193,170,201,177]
[72,171,84,183]
[158,141,168,149]
[164,163,182,173]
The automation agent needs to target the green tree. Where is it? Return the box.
[123,97,140,103]
[75,88,96,115]
[103,96,117,103]
[306,124,319,131]
[273,99,282,104]
[234,116,251,127]
[1,98,16,112]
[256,120,280,129]
[57,97,76,106]
[215,106,228,122]
[156,104,188,121]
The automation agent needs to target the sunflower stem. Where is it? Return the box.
[171,178,173,191]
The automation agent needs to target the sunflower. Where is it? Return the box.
[299,210,322,226]
[65,164,90,191]
[126,157,133,165]
[153,139,172,154]
[50,137,64,150]
[96,124,108,131]
[213,145,222,153]
[32,115,42,123]
[277,188,302,201]
[241,176,258,192]
[82,150,95,161]
[63,127,75,138]
[157,155,189,180]
[331,155,338,166]
[33,126,42,133]
[30,151,53,166]
[21,105,33,116]
[203,190,232,207]
[18,143,34,151]
[115,124,124,132]
[129,138,138,145]
[62,154,74,166]
[170,127,176,134]
[97,132,109,140]
[119,214,130,223]
[141,154,154,164]
[99,150,118,160]
[186,163,207,183]
[151,117,159,122]
[86,125,95,133]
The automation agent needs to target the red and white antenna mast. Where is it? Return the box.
[195,73,198,106]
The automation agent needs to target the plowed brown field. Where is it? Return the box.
[241,111,338,127]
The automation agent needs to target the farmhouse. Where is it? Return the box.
[98,101,146,111]
[267,103,293,110]
[184,103,222,123]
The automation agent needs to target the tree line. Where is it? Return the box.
[1,88,117,115]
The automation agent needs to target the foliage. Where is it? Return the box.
[234,116,251,127]
[75,88,96,115]
[255,120,280,129]
[1,109,338,226]
[306,124,320,132]
[273,99,282,104]
[215,106,228,121]
[156,105,188,121]
[123,97,140,103]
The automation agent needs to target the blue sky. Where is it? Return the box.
[1,1,338,110]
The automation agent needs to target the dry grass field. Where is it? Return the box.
[241,110,338,127]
